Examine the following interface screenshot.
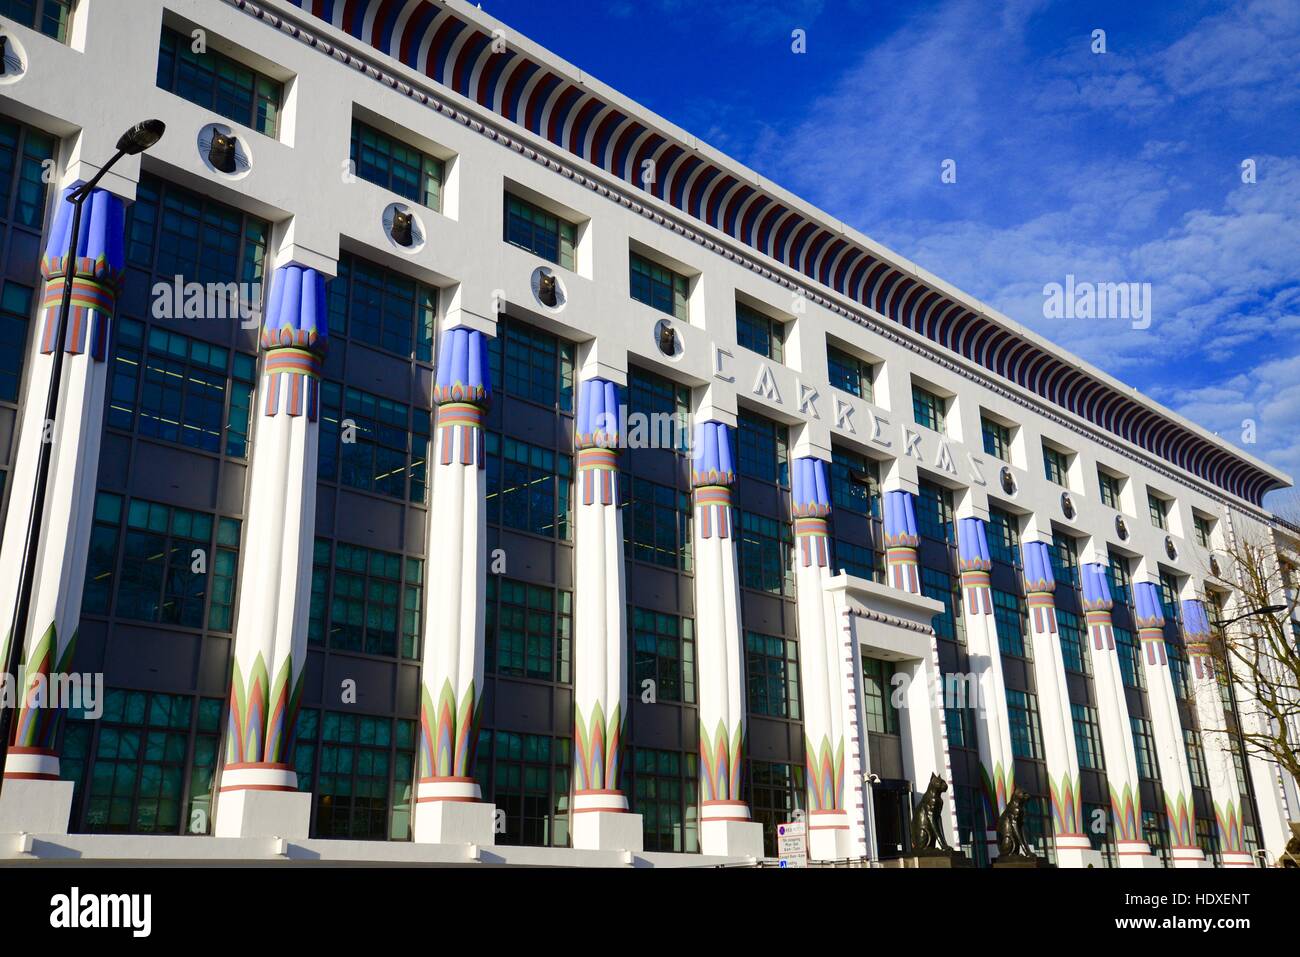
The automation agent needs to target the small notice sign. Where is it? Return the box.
[777,821,808,868]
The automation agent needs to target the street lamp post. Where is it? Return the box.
[0,120,165,802]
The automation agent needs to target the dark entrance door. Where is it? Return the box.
[872,779,912,859]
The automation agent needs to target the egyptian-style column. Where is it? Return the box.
[570,377,642,851]
[412,327,496,845]
[1133,581,1207,867]
[882,490,920,594]
[1080,563,1160,867]
[790,456,850,860]
[0,186,124,833]
[214,264,326,838]
[956,517,1016,857]
[692,421,763,858]
[1181,598,1254,867]
[1021,542,1100,866]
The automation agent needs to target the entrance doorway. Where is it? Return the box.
[871,779,912,860]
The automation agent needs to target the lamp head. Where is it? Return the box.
[116,119,166,155]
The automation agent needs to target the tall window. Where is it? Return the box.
[735,302,784,362]
[1006,690,1044,759]
[627,748,698,853]
[830,446,880,517]
[736,410,789,486]
[629,251,688,320]
[1193,514,1213,548]
[308,539,423,659]
[826,345,873,401]
[923,567,964,644]
[0,281,36,403]
[1147,490,1168,530]
[485,433,572,540]
[987,507,1021,566]
[911,384,947,433]
[916,479,955,543]
[476,731,571,847]
[504,193,576,269]
[1098,469,1122,509]
[624,477,692,572]
[319,384,430,503]
[982,417,1012,462]
[107,318,256,457]
[1,0,75,43]
[1072,704,1104,770]
[350,120,445,210]
[1142,809,1170,866]
[835,537,882,583]
[82,493,240,632]
[1042,445,1069,486]
[745,631,800,719]
[485,578,572,682]
[0,117,56,230]
[488,318,576,412]
[748,761,805,857]
[328,252,436,361]
[631,609,695,704]
[1108,552,1133,606]
[1056,608,1090,674]
[1159,571,1181,623]
[738,511,794,596]
[1131,717,1159,780]
[157,26,282,137]
[1115,626,1144,689]
[993,589,1030,658]
[294,710,417,841]
[860,658,900,734]
[1184,729,1209,790]
[1049,531,1080,589]
[627,365,690,453]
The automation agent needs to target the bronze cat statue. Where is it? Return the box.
[996,787,1037,859]
[910,773,951,852]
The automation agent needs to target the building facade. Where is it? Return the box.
[0,0,1296,866]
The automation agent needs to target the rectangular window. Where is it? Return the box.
[627,365,690,454]
[735,302,784,362]
[1131,717,1159,780]
[1072,703,1104,770]
[476,730,571,847]
[1197,818,1221,867]
[1006,689,1044,760]
[629,251,688,320]
[830,446,880,517]
[631,609,695,705]
[745,631,800,719]
[987,507,1021,566]
[504,193,576,270]
[834,538,882,583]
[350,120,444,210]
[738,510,794,596]
[1049,531,1080,589]
[826,345,873,402]
[922,567,964,644]
[1084,799,1116,867]
[1148,491,1168,530]
[1159,571,1181,623]
[982,417,1012,462]
[916,479,955,544]
[1108,552,1133,606]
[1,0,75,42]
[308,539,422,659]
[1193,514,1213,548]
[1185,729,1209,790]
[0,281,35,403]
[487,318,576,413]
[1115,626,1144,689]
[319,383,430,503]
[748,761,805,857]
[1098,469,1122,509]
[993,589,1030,658]
[736,409,789,486]
[485,432,572,540]
[486,578,572,683]
[1056,608,1090,674]
[157,26,283,137]
[1043,445,1069,486]
[911,384,946,433]
[628,748,698,853]
[860,657,900,734]
[328,252,436,361]
[0,117,57,229]
[1143,809,1170,867]
[107,318,256,457]
[623,476,692,572]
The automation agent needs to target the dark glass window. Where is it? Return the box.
[1159,571,1182,623]
[738,510,794,596]
[629,251,687,319]
[1056,608,1090,674]
[1108,552,1133,606]
[830,446,880,517]
[627,748,698,852]
[475,730,572,847]
[623,476,692,572]
[319,384,430,503]
[736,302,784,362]
[982,417,1011,462]
[1098,469,1122,509]
[307,539,423,659]
[1006,689,1044,760]
[916,479,955,543]
[0,0,75,43]
[1084,799,1116,867]
[1042,445,1069,486]
[1115,626,1144,689]
[911,384,946,433]
[993,589,1029,658]
[627,365,689,453]
[350,119,444,210]
[736,409,789,486]
[0,117,56,228]
[1131,717,1159,780]
[0,281,35,403]
[1143,809,1170,866]
[745,631,800,719]
[923,567,964,644]
[487,318,575,412]
[328,252,436,361]
[860,657,900,734]
[1184,729,1209,790]
[631,608,695,705]
[504,193,576,269]
[826,344,873,401]
[987,506,1021,566]
[1196,818,1221,867]
[1072,703,1103,770]
[1193,514,1213,548]
[1147,490,1168,530]
[485,577,572,683]
[748,761,805,857]
[1049,531,1080,589]
[485,432,572,540]
[157,26,282,137]
[834,539,882,583]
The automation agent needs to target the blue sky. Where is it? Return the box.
[477,0,1300,507]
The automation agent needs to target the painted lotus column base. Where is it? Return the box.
[1220,850,1256,868]
[413,779,496,845]
[0,778,73,834]
[572,810,644,852]
[1116,841,1163,868]
[701,818,765,859]
[809,810,851,861]
[1171,847,1211,868]
[214,765,309,839]
[1054,837,1104,868]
